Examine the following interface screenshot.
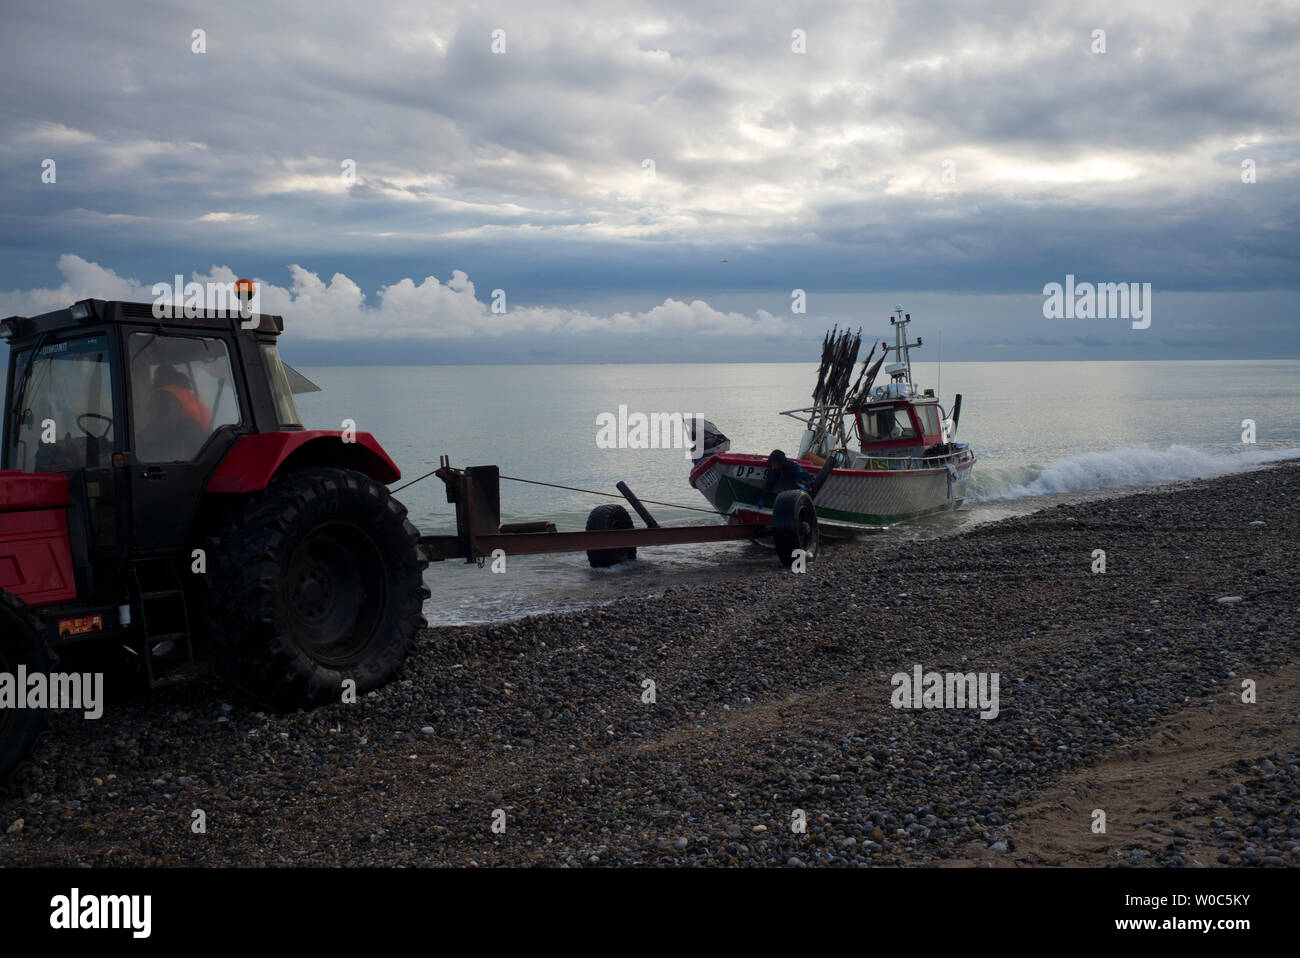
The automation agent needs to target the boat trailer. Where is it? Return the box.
[418,457,820,569]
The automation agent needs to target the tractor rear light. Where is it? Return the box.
[118,603,132,627]
[70,300,93,320]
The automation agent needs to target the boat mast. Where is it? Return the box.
[881,305,922,398]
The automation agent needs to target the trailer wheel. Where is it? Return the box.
[585,503,637,568]
[0,591,53,795]
[203,468,429,710]
[772,489,819,568]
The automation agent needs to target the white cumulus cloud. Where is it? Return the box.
[0,256,793,342]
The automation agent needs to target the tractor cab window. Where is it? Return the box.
[129,332,241,462]
[260,343,302,427]
[7,334,116,473]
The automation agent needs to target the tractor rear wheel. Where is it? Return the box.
[0,591,53,795]
[585,503,637,568]
[203,468,429,710]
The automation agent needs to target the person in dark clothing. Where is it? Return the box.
[756,449,814,508]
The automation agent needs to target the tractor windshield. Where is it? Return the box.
[7,333,116,473]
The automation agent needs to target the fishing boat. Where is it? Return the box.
[689,307,975,532]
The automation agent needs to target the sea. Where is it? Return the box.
[290,361,1300,626]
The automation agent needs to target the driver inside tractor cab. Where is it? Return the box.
[144,364,212,455]
[129,332,240,462]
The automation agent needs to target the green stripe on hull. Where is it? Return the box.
[813,501,948,527]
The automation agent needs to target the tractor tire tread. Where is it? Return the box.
[202,468,427,710]
[0,590,57,797]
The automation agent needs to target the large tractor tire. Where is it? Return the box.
[0,591,53,795]
[585,503,637,568]
[772,489,819,569]
[203,468,429,710]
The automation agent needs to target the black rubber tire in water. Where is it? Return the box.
[585,503,637,568]
[203,468,429,710]
[772,489,819,568]
[0,590,53,795]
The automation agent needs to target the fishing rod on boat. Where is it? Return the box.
[812,326,836,406]
[834,329,861,403]
[847,349,887,408]
[833,340,877,445]
[808,326,861,451]
[829,329,859,447]
[847,342,876,404]
[813,326,861,406]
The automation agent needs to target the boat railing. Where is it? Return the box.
[847,449,974,471]
[778,406,972,471]
[779,406,829,425]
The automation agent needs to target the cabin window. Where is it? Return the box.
[7,334,116,473]
[917,405,941,437]
[859,409,889,441]
[129,332,241,462]
[860,406,917,441]
[892,408,917,439]
[260,343,302,427]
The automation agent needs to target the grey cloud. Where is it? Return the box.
[0,0,1296,361]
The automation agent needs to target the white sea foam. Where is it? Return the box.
[971,444,1300,502]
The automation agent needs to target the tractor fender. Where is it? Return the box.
[206,431,402,494]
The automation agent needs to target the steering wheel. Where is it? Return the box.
[77,413,114,439]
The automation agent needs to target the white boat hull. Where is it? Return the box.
[689,451,975,531]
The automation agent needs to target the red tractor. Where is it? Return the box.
[0,299,428,791]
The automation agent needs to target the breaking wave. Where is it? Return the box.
[970,444,1300,502]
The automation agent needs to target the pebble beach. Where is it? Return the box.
[2,461,1297,867]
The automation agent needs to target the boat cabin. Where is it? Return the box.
[852,398,946,466]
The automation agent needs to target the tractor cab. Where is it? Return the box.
[3,299,304,556]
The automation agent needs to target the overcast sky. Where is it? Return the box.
[0,0,1296,362]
